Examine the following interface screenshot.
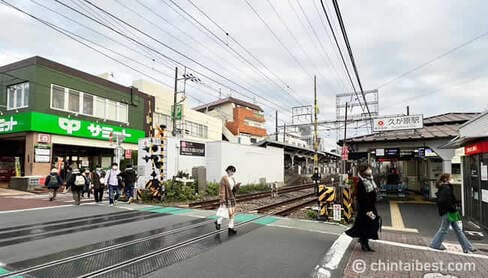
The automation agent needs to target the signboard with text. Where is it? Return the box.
[180,140,205,156]
[0,112,145,144]
[373,115,423,132]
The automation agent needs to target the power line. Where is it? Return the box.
[243,0,313,79]
[53,0,291,114]
[185,0,305,105]
[318,0,365,114]
[331,0,371,119]
[163,0,302,107]
[294,0,341,92]
[377,30,488,89]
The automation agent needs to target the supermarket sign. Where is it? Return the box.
[373,115,423,132]
[0,112,144,144]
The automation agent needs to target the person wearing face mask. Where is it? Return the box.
[430,173,477,253]
[215,165,241,234]
[345,164,380,252]
[105,162,121,206]
[91,165,106,204]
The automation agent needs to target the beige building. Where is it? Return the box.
[132,80,222,141]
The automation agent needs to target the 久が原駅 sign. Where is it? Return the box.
[0,112,144,144]
[373,114,423,132]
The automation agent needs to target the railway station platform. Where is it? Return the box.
[0,203,348,278]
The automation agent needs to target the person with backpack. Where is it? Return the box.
[106,162,121,206]
[66,168,85,205]
[119,164,137,204]
[91,165,106,204]
[82,168,92,199]
[44,168,63,201]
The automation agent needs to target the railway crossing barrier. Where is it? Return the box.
[318,185,335,219]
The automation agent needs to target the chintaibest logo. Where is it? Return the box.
[59,117,81,134]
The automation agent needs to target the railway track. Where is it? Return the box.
[252,193,317,216]
[189,183,315,209]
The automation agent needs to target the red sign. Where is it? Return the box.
[341,146,349,161]
[465,141,488,156]
[125,150,132,159]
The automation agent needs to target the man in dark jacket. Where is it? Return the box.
[120,165,137,204]
[44,168,63,201]
[66,168,85,205]
[91,165,105,204]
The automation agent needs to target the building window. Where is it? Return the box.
[154,113,171,131]
[50,84,129,123]
[7,82,29,110]
[184,120,208,139]
[68,89,80,113]
[82,93,94,115]
[51,85,65,110]
[106,100,117,121]
[251,138,257,144]
[94,97,105,119]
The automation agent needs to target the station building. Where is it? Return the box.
[0,57,153,186]
[340,113,479,200]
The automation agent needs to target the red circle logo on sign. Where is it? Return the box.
[378,120,384,126]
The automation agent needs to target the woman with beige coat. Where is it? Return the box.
[215,165,241,234]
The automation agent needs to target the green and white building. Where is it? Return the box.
[0,56,153,182]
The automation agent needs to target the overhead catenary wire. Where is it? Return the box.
[331,0,371,120]
[185,0,306,105]
[318,0,365,114]
[52,0,292,114]
[243,0,314,80]
[162,0,303,107]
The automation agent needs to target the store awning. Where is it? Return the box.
[51,135,138,151]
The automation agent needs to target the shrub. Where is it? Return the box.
[237,183,269,195]
[306,209,318,220]
[206,182,219,196]
[164,180,200,202]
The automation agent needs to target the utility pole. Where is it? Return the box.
[275,110,278,141]
[313,75,320,196]
[172,67,178,136]
[283,123,286,143]
[407,105,410,116]
[343,102,348,175]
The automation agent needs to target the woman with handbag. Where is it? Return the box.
[430,173,476,253]
[345,164,380,252]
[215,165,241,234]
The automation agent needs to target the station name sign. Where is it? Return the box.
[0,112,145,144]
[373,115,423,132]
[180,140,205,156]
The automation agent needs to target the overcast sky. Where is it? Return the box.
[1,0,487,148]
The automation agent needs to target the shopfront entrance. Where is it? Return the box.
[0,135,26,183]
[462,141,488,229]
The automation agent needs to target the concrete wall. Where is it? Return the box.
[206,142,284,185]
[165,137,207,179]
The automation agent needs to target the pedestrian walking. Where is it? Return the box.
[44,168,63,201]
[66,168,85,205]
[82,168,92,199]
[106,162,121,206]
[345,164,380,252]
[215,165,241,234]
[92,165,106,203]
[430,173,477,253]
[120,164,137,204]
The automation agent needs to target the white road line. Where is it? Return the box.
[374,239,488,260]
[312,233,353,278]
[0,204,74,214]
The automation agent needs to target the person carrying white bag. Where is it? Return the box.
[215,165,241,234]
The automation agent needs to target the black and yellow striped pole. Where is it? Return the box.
[342,187,353,222]
[318,185,335,220]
